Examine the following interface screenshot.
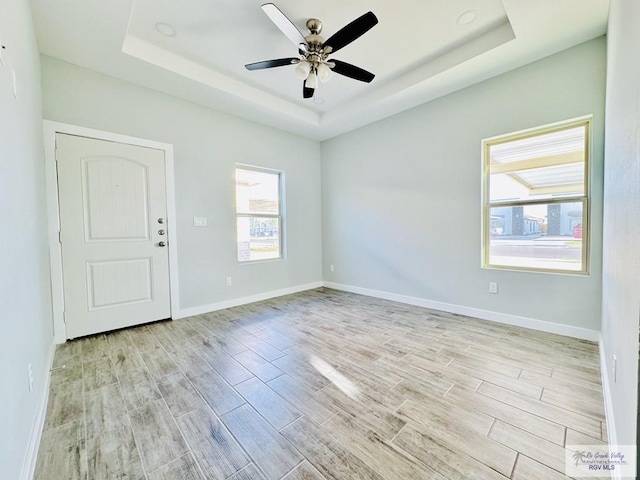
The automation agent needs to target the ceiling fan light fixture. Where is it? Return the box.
[317,63,333,83]
[305,70,318,89]
[295,60,311,79]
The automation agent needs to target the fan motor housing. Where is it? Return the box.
[305,18,325,49]
[306,18,322,34]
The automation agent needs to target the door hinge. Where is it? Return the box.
[62,311,66,324]
[58,231,62,243]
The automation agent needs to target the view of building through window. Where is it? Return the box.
[235,167,283,262]
[483,120,589,273]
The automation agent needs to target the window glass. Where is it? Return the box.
[483,120,589,274]
[488,202,584,271]
[236,168,280,215]
[236,167,283,262]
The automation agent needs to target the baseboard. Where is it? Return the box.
[173,281,324,319]
[21,342,56,480]
[598,336,620,479]
[323,281,599,342]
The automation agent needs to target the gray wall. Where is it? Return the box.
[0,0,54,478]
[601,0,640,447]
[321,38,606,332]
[41,56,323,311]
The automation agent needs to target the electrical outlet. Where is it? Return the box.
[612,355,617,382]
[489,282,498,294]
[28,363,33,392]
[225,276,232,286]
[330,265,334,272]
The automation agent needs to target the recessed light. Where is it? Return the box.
[313,97,325,104]
[457,10,478,26]
[155,22,176,37]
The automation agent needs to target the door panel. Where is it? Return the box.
[86,258,152,310]
[56,134,171,338]
[83,156,150,241]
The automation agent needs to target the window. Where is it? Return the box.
[482,119,590,274]
[235,166,284,262]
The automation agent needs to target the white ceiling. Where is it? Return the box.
[30,0,609,140]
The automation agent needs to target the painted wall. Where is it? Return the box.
[601,0,640,448]
[0,0,54,478]
[41,56,323,313]
[322,38,606,334]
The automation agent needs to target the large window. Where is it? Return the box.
[236,166,284,262]
[482,119,590,274]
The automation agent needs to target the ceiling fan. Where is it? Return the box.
[245,3,378,99]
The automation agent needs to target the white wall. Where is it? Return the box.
[41,56,323,314]
[0,0,54,478]
[601,0,640,448]
[322,38,606,334]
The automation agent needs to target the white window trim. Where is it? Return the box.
[481,116,592,276]
[235,164,286,263]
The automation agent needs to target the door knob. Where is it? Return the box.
[158,241,166,247]
[158,229,166,235]
[158,218,165,224]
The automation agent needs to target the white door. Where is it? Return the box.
[56,134,171,338]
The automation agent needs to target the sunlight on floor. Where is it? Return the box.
[309,354,362,401]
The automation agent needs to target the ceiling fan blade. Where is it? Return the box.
[331,60,375,83]
[245,58,298,70]
[303,82,315,99]
[322,11,378,54]
[262,3,308,48]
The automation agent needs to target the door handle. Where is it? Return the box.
[158,241,166,247]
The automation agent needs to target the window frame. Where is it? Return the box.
[481,117,591,275]
[235,164,286,264]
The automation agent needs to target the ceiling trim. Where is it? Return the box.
[321,18,516,126]
[122,13,516,131]
[122,34,320,125]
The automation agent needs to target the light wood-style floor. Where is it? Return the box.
[35,288,608,480]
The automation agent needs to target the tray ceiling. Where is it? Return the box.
[30,0,609,140]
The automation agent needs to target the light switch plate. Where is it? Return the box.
[193,217,208,227]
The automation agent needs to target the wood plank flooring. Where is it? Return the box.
[35,288,607,479]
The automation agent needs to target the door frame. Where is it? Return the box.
[44,121,180,343]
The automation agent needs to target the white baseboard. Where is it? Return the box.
[323,281,599,342]
[598,336,619,479]
[173,281,324,319]
[21,342,56,480]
